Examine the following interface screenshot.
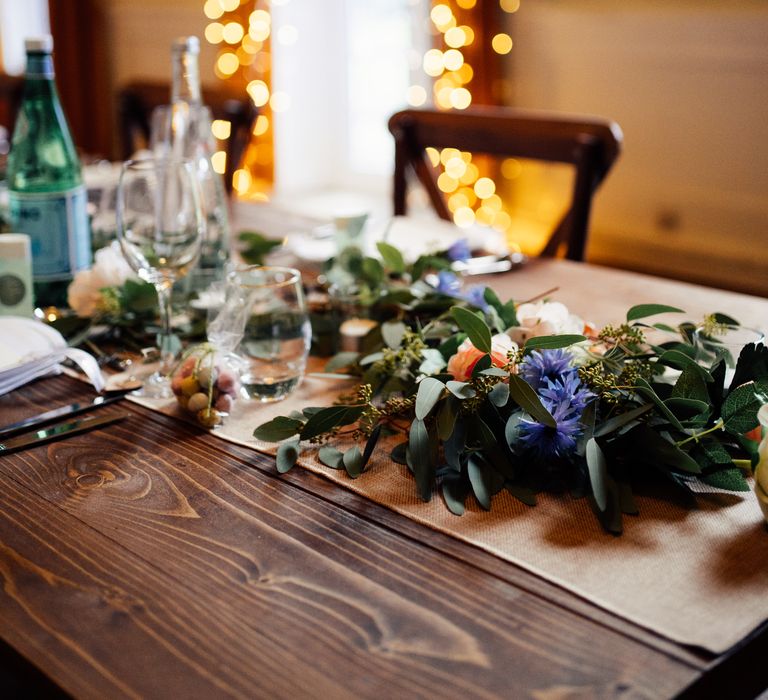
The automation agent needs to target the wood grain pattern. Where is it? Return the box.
[0,375,714,699]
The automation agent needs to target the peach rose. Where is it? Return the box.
[447,333,518,382]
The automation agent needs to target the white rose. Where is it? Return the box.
[67,241,137,317]
[507,301,585,345]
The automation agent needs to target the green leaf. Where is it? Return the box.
[626,304,685,322]
[488,382,510,407]
[626,424,702,474]
[469,415,495,448]
[442,475,469,515]
[524,334,586,351]
[722,381,764,435]
[361,424,382,470]
[593,403,652,438]
[633,378,684,431]
[671,365,710,402]
[238,231,282,265]
[325,352,360,372]
[436,397,458,440]
[701,468,750,492]
[253,416,304,442]
[381,321,406,349]
[484,287,517,328]
[390,441,408,465]
[481,367,508,378]
[617,481,639,515]
[415,377,445,420]
[276,438,299,473]
[471,353,492,378]
[343,446,363,478]
[409,418,434,501]
[300,405,365,440]
[658,350,713,381]
[586,438,609,511]
[318,445,345,469]
[451,306,492,354]
[446,380,476,399]
[376,241,406,273]
[467,456,493,510]
[508,374,556,428]
[505,483,537,506]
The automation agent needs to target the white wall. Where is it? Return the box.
[0,0,50,74]
[508,0,768,294]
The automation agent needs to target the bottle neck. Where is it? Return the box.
[25,51,55,80]
[171,48,201,105]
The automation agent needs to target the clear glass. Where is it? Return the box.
[230,266,311,402]
[116,157,204,397]
[694,323,765,385]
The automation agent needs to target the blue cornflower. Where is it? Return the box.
[447,238,471,262]
[519,349,575,391]
[436,270,462,296]
[538,372,594,415]
[519,402,583,460]
[464,284,489,311]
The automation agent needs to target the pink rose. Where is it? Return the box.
[447,333,518,381]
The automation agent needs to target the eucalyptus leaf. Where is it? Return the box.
[451,306,492,353]
[276,438,299,473]
[446,380,476,399]
[524,334,586,351]
[626,304,685,321]
[300,404,365,440]
[488,381,510,407]
[376,241,406,273]
[480,367,508,377]
[593,404,652,438]
[442,474,469,515]
[343,446,363,478]
[381,321,407,349]
[390,441,408,465]
[505,483,537,506]
[253,416,303,442]
[361,424,382,470]
[586,438,609,512]
[415,377,445,420]
[467,455,493,510]
[508,374,556,428]
[318,445,345,469]
[633,378,684,431]
[436,397,458,440]
[324,352,361,373]
[409,418,434,501]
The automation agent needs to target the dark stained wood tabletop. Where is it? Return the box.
[0,372,766,700]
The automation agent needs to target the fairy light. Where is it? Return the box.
[202,0,275,198]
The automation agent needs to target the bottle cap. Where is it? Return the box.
[25,35,53,53]
[172,36,200,54]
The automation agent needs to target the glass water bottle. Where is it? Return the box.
[6,35,91,309]
[152,36,231,294]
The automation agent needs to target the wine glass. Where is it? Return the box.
[116,157,204,397]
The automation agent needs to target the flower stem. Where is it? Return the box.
[676,420,724,447]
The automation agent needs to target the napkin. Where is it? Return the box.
[0,317,104,395]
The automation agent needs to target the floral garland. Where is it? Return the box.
[255,242,768,534]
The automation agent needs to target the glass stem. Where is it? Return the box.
[156,280,175,375]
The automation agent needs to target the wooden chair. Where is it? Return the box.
[117,81,257,194]
[388,107,622,261]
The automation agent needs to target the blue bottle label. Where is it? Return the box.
[9,186,91,280]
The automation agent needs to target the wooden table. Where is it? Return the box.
[1,260,767,699]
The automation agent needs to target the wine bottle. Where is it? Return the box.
[152,36,230,293]
[6,36,91,309]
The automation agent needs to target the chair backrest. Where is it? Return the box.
[388,107,622,261]
[117,81,257,194]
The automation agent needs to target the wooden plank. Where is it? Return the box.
[0,377,701,698]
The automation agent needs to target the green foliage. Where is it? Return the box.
[238,231,281,265]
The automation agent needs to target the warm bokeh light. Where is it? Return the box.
[211,150,227,174]
[437,172,459,193]
[459,162,479,185]
[474,177,496,199]
[252,114,269,136]
[444,156,467,179]
[426,147,441,168]
[222,21,245,44]
[211,119,232,140]
[220,0,240,11]
[501,157,523,179]
[443,49,464,71]
[456,0,477,8]
[450,87,472,109]
[444,27,467,48]
[423,49,445,77]
[430,4,453,28]
[205,22,224,44]
[459,25,475,45]
[246,79,270,107]
[500,0,521,13]
[491,33,513,54]
[204,0,224,20]
[406,84,427,106]
[216,52,240,76]
[233,168,252,193]
[453,206,476,228]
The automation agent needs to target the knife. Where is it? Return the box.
[0,412,129,455]
[0,394,127,439]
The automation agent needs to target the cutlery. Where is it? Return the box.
[0,412,129,455]
[0,394,128,439]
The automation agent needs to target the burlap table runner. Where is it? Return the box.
[130,360,768,655]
